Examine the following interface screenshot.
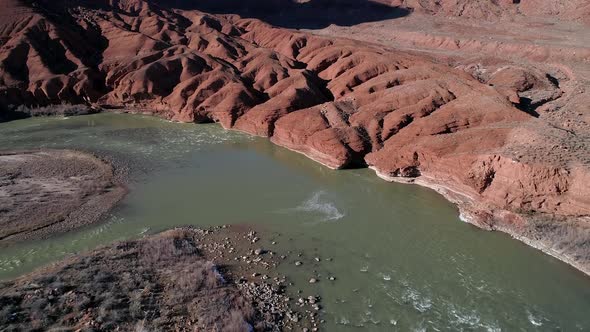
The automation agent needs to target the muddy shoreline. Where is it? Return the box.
[0,149,127,246]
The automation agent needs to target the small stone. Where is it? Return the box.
[295,261,303,266]
[254,248,264,255]
[309,278,318,284]
[329,276,336,281]
[314,257,321,262]
[312,304,321,311]
[252,272,260,277]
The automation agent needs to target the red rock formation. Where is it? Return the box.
[1,0,589,273]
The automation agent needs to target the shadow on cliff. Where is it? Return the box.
[163,0,411,29]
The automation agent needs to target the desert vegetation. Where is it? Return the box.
[2,103,95,121]
[0,229,261,331]
[522,217,590,268]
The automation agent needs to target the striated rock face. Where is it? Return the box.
[0,0,589,232]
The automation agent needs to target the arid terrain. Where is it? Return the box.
[0,149,126,246]
[0,0,589,273]
[0,226,322,331]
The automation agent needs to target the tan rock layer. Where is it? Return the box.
[386,0,590,23]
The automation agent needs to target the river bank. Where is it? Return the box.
[0,225,324,331]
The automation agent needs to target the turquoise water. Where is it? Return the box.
[0,114,589,331]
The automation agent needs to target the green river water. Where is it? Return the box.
[0,114,589,331]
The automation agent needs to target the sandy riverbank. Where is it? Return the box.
[0,149,127,246]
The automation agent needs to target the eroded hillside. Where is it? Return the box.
[1,0,589,272]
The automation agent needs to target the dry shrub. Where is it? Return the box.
[0,230,263,331]
[169,262,221,301]
[219,310,253,332]
[522,217,590,264]
[8,103,93,117]
[139,234,199,266]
